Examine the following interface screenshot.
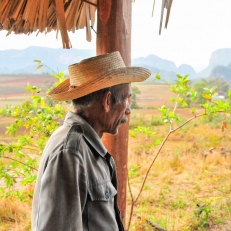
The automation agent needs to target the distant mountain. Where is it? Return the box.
[0,47,197,83]
[0,46,95,74]
[209,49,231,66]
[209,65,231,84]
[177,64,196,77]
[197,49,231,84]
[132,54,177,72]
[2,47,231,84]
[197,48,231,78]
[132,54,196,82]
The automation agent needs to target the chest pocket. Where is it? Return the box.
[88,180,117,201]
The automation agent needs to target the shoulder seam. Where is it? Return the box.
[63,124,83,151]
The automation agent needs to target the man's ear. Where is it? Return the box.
[102,91,111,113]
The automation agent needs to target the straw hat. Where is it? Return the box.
[48,51,151,101]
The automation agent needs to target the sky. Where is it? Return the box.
[0,0,231,72]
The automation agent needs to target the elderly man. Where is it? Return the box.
[32,51,151,231]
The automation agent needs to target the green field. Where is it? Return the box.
[1,78,231,230]
[0,74,54,97]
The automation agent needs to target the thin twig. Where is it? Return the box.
[0,156,38,171]
[134,113,207,203]
[134,130,171,203]
[126,172,135,231]
[20,148,41,156]
[137,214,166,231]
[21,146,40,151]
[170,94,179,130]
[127,172,134,202]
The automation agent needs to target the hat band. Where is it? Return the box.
[69,85,78,90]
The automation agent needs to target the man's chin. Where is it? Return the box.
[104,128,119,136]
[104,122,127,136]
[108,129,118,136]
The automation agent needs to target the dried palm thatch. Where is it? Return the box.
[151,0,173,34]
[0,0,97,48]
[0,0,173,49]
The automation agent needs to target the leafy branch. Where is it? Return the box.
[126,73,231,230]
[0,62,67,200]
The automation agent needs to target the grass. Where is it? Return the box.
[127,118,231,231]
[0,198,31,231]
[0,74,54,97]
[135,84,175,108]
[1,83,231,230]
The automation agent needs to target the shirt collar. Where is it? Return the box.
[64,111,108,157]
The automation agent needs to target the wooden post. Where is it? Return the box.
[96,0,132,226]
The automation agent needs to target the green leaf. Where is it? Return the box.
[203,88,210,93]
[176,74,183,79]
[227,90,231,100]
[190,108,196,114]
[155,71,161,80]
[210,86,218,94]
[36,65,43,70]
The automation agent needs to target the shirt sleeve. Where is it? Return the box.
[34,146,87,231]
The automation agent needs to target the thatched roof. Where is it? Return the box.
[0,0,173,49]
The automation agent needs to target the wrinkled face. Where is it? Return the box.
[104,83,131,135]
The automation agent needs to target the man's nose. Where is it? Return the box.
[125,101,131,115]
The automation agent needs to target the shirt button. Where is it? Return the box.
[105,191,110,199]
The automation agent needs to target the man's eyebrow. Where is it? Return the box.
[121,93,131,100]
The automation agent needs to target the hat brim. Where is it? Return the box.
[48,67,151,101]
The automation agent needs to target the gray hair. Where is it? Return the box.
[72,84,125,111]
